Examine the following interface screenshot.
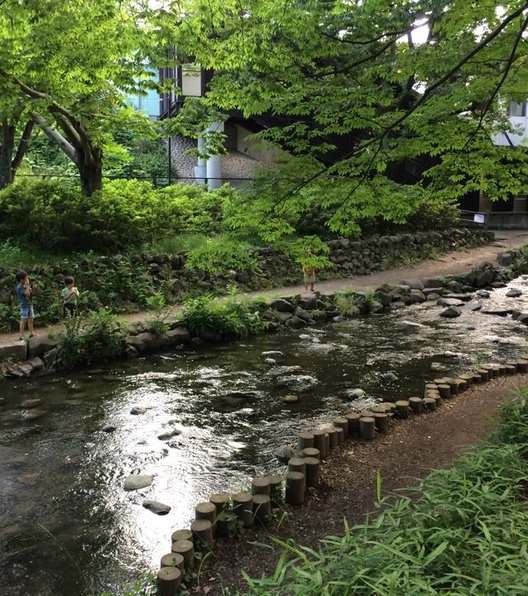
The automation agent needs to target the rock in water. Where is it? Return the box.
[143,500,171,515]
[439,306,462,318]
[130,406,147,415]
[506,288,522,298]
[124,474,154,491]
[345,388,366,400]
[273,445,296,464]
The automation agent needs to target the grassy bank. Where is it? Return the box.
[245,388,528,595]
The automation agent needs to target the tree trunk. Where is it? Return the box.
[79,146,103,196]
[0,123,15,189]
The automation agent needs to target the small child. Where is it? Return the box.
[61,276,80,317]
[302,247,316,292]
[16,270,35,340]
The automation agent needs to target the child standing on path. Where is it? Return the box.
[61,276,80,317]
[16,270,35,340]
[302,247,316,292]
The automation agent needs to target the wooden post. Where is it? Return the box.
[373,413,389,433]
[288,457,307,476]
[195,502,216,524]
[359,417,375,440]
[333,417,349,439]
[395,400,410,418]
[210,493,230,516]
[476,368,490,382]
[516,359,528,373]
[471,372,482,384]
[233,492,253,528]
[313,429,329,458]
[437,384,451,399]
[424,383,438,396]
[498,364,508,375]
[423,397,436,410]
[381,402,396,413]
[504,364,517,375]
[158,567,181,596]
[285,471,306,505]
[171,529,193,543]
[335,426,345,445]
[455,378,468,392]
[160,552,184,571]
[458,373,474,386]
[251,476,271,496]
[326,426,339,450]
[191,519,214,550]
[344,412,361,435]
[304,457,320,488]
[408,397,424,413]
[268,474,283,504]
[443,378,458,395]
[298,431,315,450]
[302,447,320,460]
[171,539,194,571]
[252,493,272,523]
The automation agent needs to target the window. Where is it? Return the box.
[508,101,526,117]
[181,63,202,97]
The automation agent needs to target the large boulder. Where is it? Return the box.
[270,298,296,313]
[27,336,58,359]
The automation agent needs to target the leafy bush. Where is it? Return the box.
[54,309,129,369]
[185,235,259,273]
[181,292,266,339]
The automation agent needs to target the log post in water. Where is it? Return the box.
[481,364,498,378]
[458,373,474,386]
[301,447,320,460]
[424,383,438,397]
[455,378,467,392]
[210,493,230,516]
[251,476,271,496]
[158,567,181,596]
[160,552,184,571]
[268,474,283,504]
[359,417,375,440]
[395,400,410,418]
[344,413,361,436]
[373,412,389,433]
[326,426,339,450]
[288,457,306,476]
[516,359,528,373]
[423,397,437,411]
[252,494,272,523]
[298,431,315,450]
[333,417,349,439]
[233,492,253,528]
[471,372,482,384]
[476,368,490,382]
[285,471,306,505]
[408,397,424,414]
[498,364,508,375]
[171,539,194,571]
[304,457,320,488]
[195,502,216,524]
[381,402,396,414]
[504,364,517,376]
[443,378,458,395]
[335,426,345,445]
[191,519,214,550]
[437,384,451,399]
[171,529,193,544]
[313,429,329,458]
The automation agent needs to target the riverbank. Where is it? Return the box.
[200,374,528,594]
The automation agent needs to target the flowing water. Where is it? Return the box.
[1,278,528,595]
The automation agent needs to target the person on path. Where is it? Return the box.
[16,270,35,340]
[303,247,316,292]
[61,276,80,317]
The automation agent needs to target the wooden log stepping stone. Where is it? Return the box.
[333,417,349,438]
[437,384,451,399]
[251,476,271,495]
[408,397,424,413]
[268,474,283,504]
[210,493,230,515]
[298,431,315,450]
[458,373,474,386]
[312,429,329,458]
[471,372,482,384]
[304,457,320,488]
[504,364,517,375]
[171,529,192,543]
[171,539,194,570]
[423,397,437,410]
[335,426,345,445]
[191,519,213,550]
[395,400,410,418]
[301,447,320,460]
[359,417,376,440]
[195,502,216,523]
[160,552,184,571]
[443,378,458,395]
[326,426,339,450]
[288,457,306,475]
[158,567,181,596]
[373,412,389,433]
[252,494,272,523]
[233,492,253,528]
[344,412,361,435]
[516,359,528,373]
[455,378,467,392]
[285,471,306,505]
[476,368,489,382]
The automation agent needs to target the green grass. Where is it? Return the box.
[244,387,528,595]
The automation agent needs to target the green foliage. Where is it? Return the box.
[185,235,258,274]
[54,309,129,370]
[145,291,170,335]
[0,178,235,253]
[181,292,266,339]
[334,291,359,318]
[245,389,528,594]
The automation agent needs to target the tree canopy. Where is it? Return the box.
[157,0,528,239]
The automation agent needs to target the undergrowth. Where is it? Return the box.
[245,387,528,595]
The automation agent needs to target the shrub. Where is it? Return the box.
[185,235,259,273]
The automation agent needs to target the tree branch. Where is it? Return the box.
[11,119,34,171]
[32,113,79,165]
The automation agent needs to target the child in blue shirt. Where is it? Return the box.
[16,270,35,340]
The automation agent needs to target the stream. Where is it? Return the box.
[1,278,528,595]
